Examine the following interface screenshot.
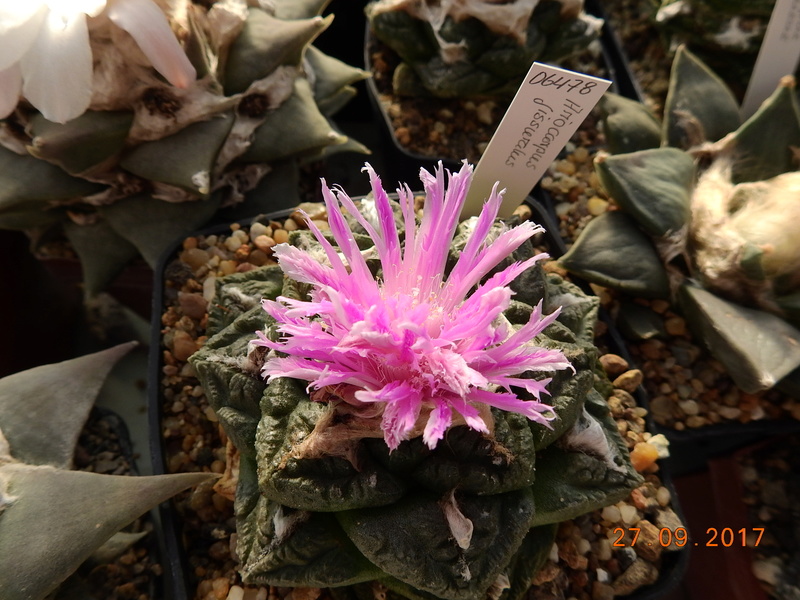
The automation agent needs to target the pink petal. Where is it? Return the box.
[422,401,452,449]
[107,0,196,88]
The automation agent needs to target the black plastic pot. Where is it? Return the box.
[149,200,688,600]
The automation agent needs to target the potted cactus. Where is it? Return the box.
[364,0,604,168]
[559,45,800,403]
[0,0,368,299]
[146,160,699,599]
[0,342,214,600]
[647,0,775,96]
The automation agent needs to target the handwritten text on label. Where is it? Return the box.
[462,63,609,220]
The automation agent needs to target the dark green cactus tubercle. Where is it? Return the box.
[191,209,642,600]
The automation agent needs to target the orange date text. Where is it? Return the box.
[611,527,765,547]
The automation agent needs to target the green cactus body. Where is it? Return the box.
[366,0,603,98]
[651,0,776,94]
[560,46,800,394]
[190,206,642,600]
[0,344,214,600]
[0,0,369,297]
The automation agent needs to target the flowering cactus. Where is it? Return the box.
[190,163,642,599]
[0,0,368,296]
[559,46,800,394]
[366,0,603,98]
[0,343,213,600]
[650,0,775,91]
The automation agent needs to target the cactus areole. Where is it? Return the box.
[190,163,642,600]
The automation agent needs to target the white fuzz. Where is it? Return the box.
[441,490,474,550]
[561,407,625,472]
[692,159,800,287]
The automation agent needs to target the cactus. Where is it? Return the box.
[0,342,214,600]
[189,163,641,599]
[559,45,800,395]
[0,0,368,297]
[648,0,776,93]
[366,0,603,98]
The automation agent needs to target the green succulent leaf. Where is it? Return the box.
[662,45,741,149]
[370,411,536,495]
[87,531,148,565]
[206,266,285,332]
[503,524,559,600]
[727,77,800,183]
[100,192,222,268]
[243,78,346,162]
[238,497,382,587]
[616,299,667,341]
[599,93,661,155]
[0,201,63,231]
[63,218,140,298]
[532,390,642,525]
[679,284,800,393]
[0,343,135,468]
[595,148,695,237]
[367,8,439,63]
[0,465,213,600]
[27,111,133,176]
[255,382,407,512]
[224,9,332,95]
[271,0,332,19]
[191,307,273,455]
[776,291,800,330]
[305,46,370,115]
[119,113,235,195]
[558,212,670,298]
[337,488,535,600]
[0,146,103,214]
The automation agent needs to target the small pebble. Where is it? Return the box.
[227,587,245,600]
[612,369,643,392]
[212,577,230,600]
[172,330,199,362]
[219,260,237,275]
[630,442,659,472]
[181,248,210,270]
[599,353,629,377]
[249,222,270,241]
[224,236,243,252]
[586,196,608,216]
[254,235,276,252]
[612,559,659,595]
[620,504,638,525]
[601,505,621,523]
[273,229,289,244]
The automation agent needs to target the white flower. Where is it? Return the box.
[0,0,196,124]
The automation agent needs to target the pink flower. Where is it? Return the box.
[254,161,573,450]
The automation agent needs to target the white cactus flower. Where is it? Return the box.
[0,0,196,124]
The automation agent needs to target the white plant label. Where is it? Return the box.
[741,0,800,118]
[462,62,610,220]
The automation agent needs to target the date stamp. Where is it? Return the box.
[612,527,765,547]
